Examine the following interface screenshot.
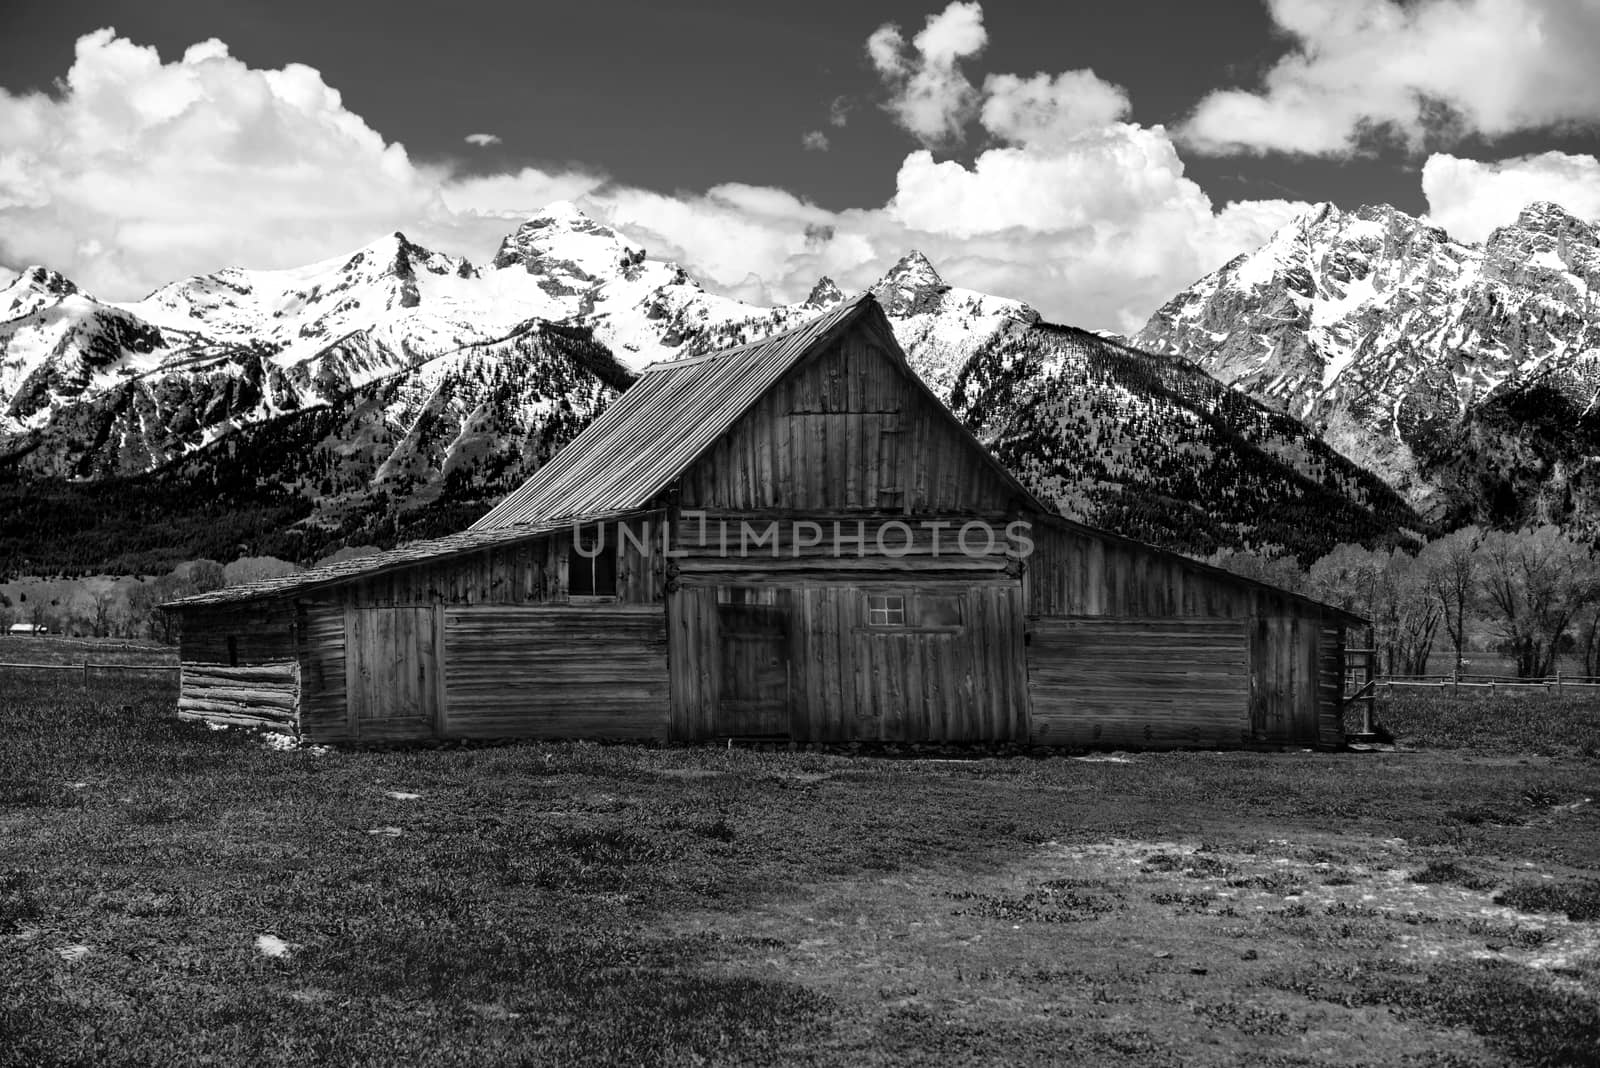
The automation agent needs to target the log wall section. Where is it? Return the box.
[1027,619,1249,748]
[442,606,668,739]
[177,661,298,733]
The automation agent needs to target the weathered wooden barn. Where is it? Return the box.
[164,294,1363,749]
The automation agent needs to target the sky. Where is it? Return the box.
[2,0,1599,331]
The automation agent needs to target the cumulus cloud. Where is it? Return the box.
[1422,151,1600,241]
[0,23,1316,332]
[1181,0,1600,156]
[464,133,501,147]
[0,29,442,297]
[979,70,1130,148]
[829,96,851,127]
[801,130,830,152]
[867,1,988,146]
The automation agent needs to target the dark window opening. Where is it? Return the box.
[916,595,963,628]
[226,635,239,667]
[569,536,617,596]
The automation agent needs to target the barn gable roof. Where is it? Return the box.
[470,294,1048,529]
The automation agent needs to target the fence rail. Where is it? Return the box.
[0,661,180,679]
[1373,673,1600,695]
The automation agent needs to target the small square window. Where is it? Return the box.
[867,594,905,626]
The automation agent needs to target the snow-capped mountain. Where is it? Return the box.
[869,251,1039,398]
[1,201,1051,481]
[949,323,1422,559]
[1,199,1438,573]
[1135,201,1600,527]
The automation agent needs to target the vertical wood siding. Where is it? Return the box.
[344,606,442,743]
[1028,619,1249,748]
[442,606,668,739]
[176,661,298,733]
[327,519,663,609]
[679,334,1018,514]
[668,581,1026,743]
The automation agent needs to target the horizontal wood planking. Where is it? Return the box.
[295,603,348,743]
[176,602,296,665]
[667,513,1022,567]
[1027,618,1250,748]
[177,660,298,733]
[442,606,669,740]
[1317,622,1346,748]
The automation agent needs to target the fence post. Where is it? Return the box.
[82,658,89,686]
[1556,670,1562,696]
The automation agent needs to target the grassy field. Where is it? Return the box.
[2,676,1597,1067]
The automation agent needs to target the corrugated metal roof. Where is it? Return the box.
[470,295,879,529]
[161,512,637,609]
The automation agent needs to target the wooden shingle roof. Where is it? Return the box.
[471,295,884,529]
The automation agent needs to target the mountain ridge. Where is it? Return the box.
[22,199,1589,573]
[1135,199,1600,530]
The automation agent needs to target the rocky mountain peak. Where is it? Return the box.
[880,250,944,290]
[12,266,80,299]
[1298,201,1340,230]
[871,251,950,317]
[1483,201,1600,295]
[1511,201,1594,239]
[1135,197,1600,526]
[803,276,845,308]
[2,266,83,320]
[490,202,635,284]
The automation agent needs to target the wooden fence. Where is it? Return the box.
[0,660,180,683]
[1380,672,1600,696]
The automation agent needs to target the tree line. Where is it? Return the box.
[1207,525,1600,679]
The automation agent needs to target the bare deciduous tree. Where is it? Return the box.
[1474,526,1598,678]
[1417,525,1481,674]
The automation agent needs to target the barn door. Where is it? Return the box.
[346,606,442,742]
[716,603,791,736]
